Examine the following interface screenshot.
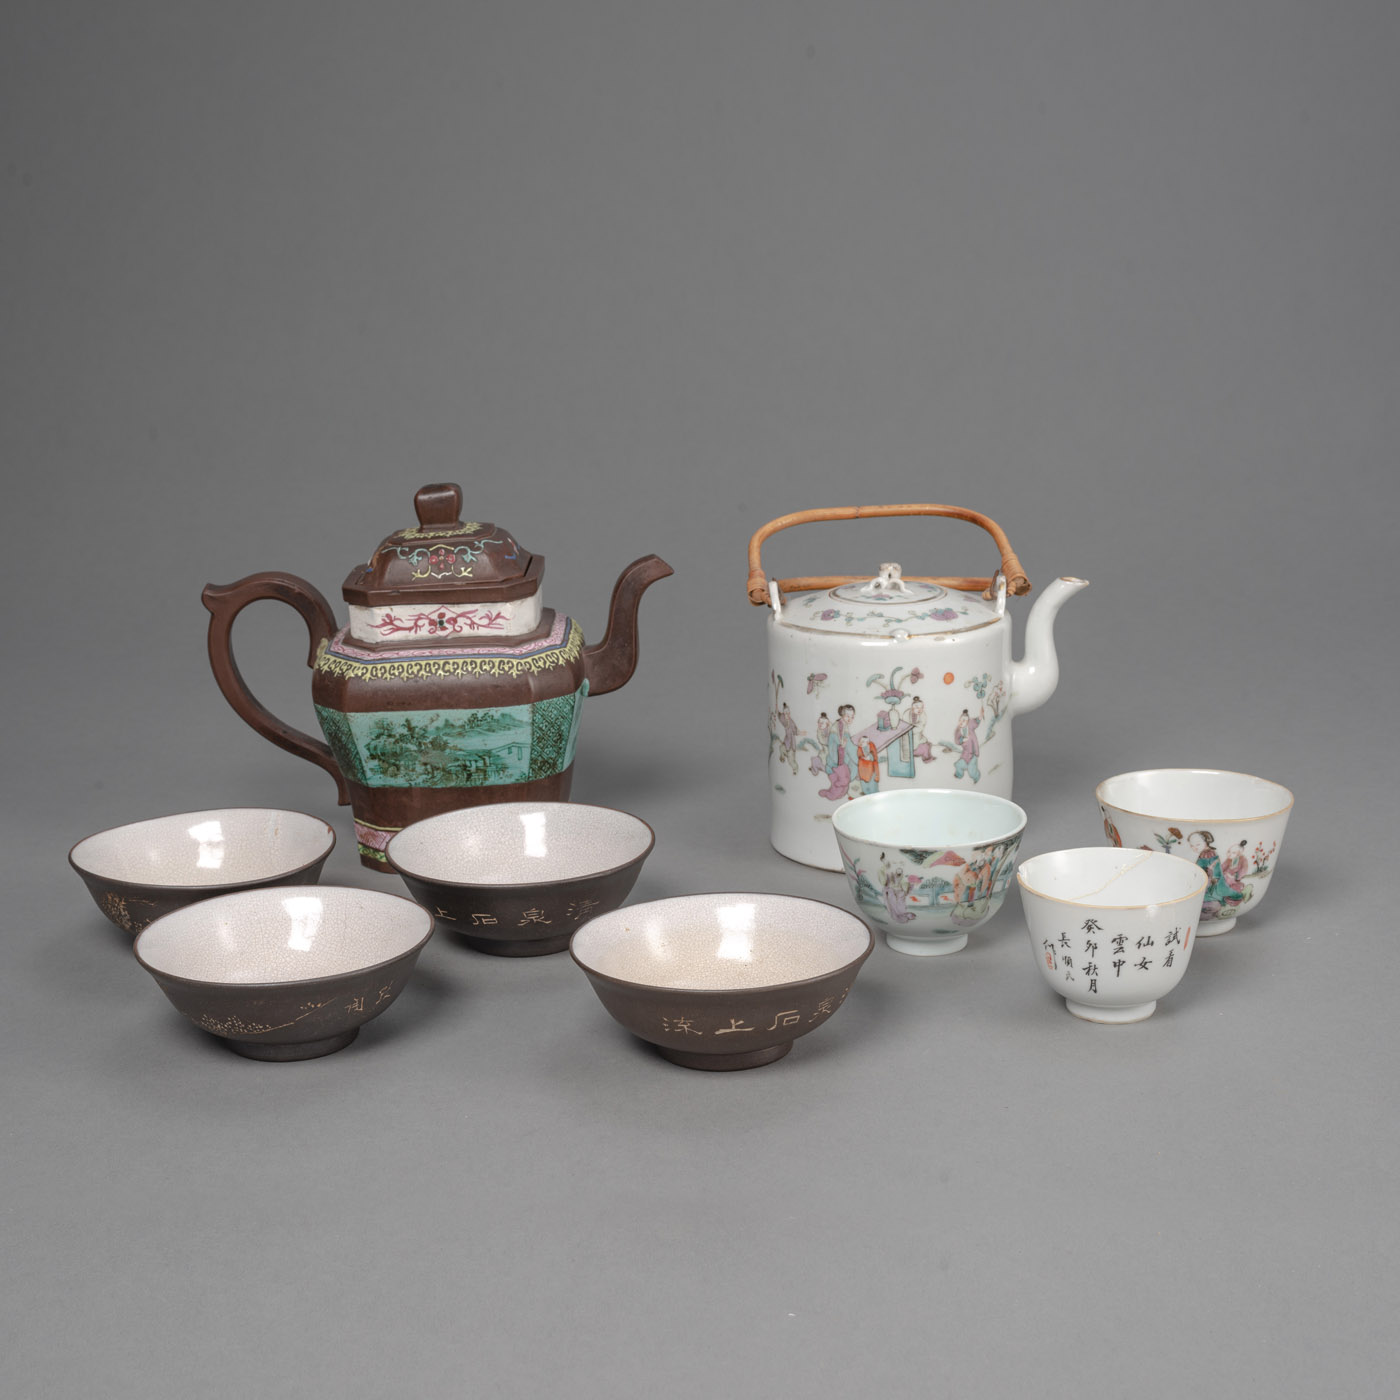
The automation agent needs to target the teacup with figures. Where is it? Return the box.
[831,789,1027,955]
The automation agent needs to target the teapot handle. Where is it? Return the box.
[201,572,350,805]
[745,503,1031,606]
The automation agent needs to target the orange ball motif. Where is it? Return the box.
[943,672,954,685]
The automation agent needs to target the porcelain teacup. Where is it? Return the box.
[1096,769,1293,935]
[831,789,1027,955]
[1018,847,1207,1023]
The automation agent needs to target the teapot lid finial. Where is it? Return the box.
[414,483,465,530]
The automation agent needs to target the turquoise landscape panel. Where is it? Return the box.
[315,692,584,789]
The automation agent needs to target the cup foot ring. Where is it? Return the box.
[1064,999,1156,1024]
[885,930,968,956]
[1198,917,1236,936]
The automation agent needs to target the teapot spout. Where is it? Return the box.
[583,555,675,696]
[1010,576,1089,717]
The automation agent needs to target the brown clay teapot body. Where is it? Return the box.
[203,484,672,869]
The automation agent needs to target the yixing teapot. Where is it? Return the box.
[748,504,1086,870]
[204,484,672,869]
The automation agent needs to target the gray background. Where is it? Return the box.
[4,3,1397,1396]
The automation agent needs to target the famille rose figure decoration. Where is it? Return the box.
[748,504,1087,870]
[1095,769,1293,936]
[203,483,672,868]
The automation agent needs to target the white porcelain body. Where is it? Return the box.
[1096,769,1293,935]
[1018,848,1207,1023]
[347,592,544,645]
[831,789,1026,955]
[764,573,1086,870]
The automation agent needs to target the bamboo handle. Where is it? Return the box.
[745,504,1031,606]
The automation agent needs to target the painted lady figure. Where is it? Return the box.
[882,863,917,923]
[818,704,860,801]
[1186,830,1250,920]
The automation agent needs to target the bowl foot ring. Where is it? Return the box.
[1064,999,1156,1025]
[655,1041,793,1071]
[456,931,573,957]
[225,1028,360,1061]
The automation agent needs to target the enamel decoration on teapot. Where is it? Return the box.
[203,484,673,869]
[747,504,1087,870]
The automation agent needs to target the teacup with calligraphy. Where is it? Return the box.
[134,885,435,1060]
[832,789,1026,956]
[570,893,874,1071]
[387,802,654,956]
[1018,848,1207,1024]
[69,807,336,939]
[1096,769,1293,936]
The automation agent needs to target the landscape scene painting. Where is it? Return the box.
[317,705,537,788]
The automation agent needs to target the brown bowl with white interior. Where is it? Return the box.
[387,802,655,956]
[570,893,875,1070]
[69,807,336,938]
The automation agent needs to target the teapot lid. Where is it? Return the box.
[341,483,544,607]
[777,562,1005,637]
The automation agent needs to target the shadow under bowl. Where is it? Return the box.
[570,893,875,1070]
[387,802,654,956]
[133,885,435,1060]
[68,807,336,938]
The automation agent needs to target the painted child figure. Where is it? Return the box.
[908,696,934,763]
[810,713,831,775]
[1221,839,1250,896]
[856,734,881,795]
[776,701,799,775]
[953,706,984,783]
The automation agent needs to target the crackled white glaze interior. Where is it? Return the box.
[135,886,432,984]
[1096,769,1293,822]
[70,809,334,887]
[833,788,1026,847]
[388,803,652,885]
[572,894,870,990]
[1018,848,1206,907]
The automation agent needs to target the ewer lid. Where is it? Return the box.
[778,561,1006,638]
[341,483,544,607]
